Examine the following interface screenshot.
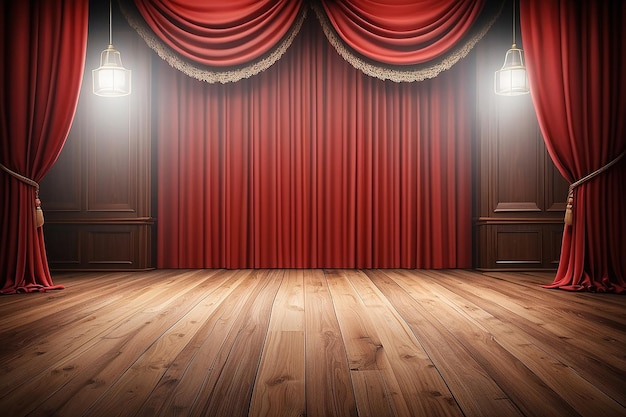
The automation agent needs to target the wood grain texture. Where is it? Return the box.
[0,269,624,417]
[249,270,305,417]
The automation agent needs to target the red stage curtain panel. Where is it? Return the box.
[0,0,88,293]
[520,0,626,292]
[155,17,473,269]
[320,0,487,65]
[132,0,303,67]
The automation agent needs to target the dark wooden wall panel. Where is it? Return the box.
[87,229,134,265]
[545,154,569,212]
[494,99,542,213]
[45,225,81,266]
[546,226,564,267]
[39,1,154,271]
[43,224,152,270]
[472,4,567,271]
[475,224,561,270]
[42,121,83,212]
[495,227,542,266]
[88,98,136,212]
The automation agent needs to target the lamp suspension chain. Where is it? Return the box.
[109,0,113,45]
[512,0,516,46]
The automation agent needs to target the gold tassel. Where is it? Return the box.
[564,192,573,226]
[564,206,572,226]
[35,198,44,228]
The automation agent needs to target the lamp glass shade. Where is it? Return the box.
[494,46,529,96]
[92,46,131,97]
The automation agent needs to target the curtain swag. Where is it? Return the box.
[313,1,502,82]
[121,0,504,83]
[120,0,308,83]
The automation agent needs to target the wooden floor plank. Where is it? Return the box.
[385,269,583,417]
[366,269,524,417]
[325,269,404,417]
[249,270,306,417]
[436,269,626,407]
[350,370,395,417]
[249,331,305,417]
[418,270,626,417]
[303,269,357,417]
[191,269,284,417]
[0,270,212,405]
[0,271,128,319]
[0,271,154,338]
[20,270,226,417]
[483,271,626,318]
[0,268,624,417]
[340,269,464,417]
[457,270,626,335]
[83,269,248,417]
[146,269,270,417]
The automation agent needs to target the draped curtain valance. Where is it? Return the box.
[122,0,307,83]
[320,0,487,65]
[132,0,303,66]
[121,0,503,83]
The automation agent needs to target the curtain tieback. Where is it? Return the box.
[0,161,44,227]
[564,150,625,226]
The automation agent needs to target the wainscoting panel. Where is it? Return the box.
[495,226,542,266]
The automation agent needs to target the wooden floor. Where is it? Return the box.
[0,269,624,417]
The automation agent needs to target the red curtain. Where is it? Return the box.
[0,0,88,293]
[320,0,487,64]
[132,0,304,66]
[520,0,626,292]
[155,16,473,269]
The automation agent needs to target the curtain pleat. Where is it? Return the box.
[155,16,473,269]
[520,0,626,292]
[0,0,88,293]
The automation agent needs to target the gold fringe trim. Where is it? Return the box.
[118,0,307,84]
[120,0,503,83]
[311,0,504,82]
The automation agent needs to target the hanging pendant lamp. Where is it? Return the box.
[93,0,131,97]
[494,0,529,96]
